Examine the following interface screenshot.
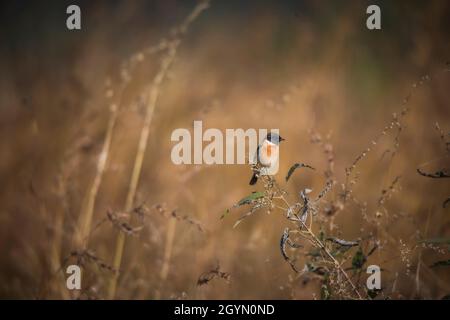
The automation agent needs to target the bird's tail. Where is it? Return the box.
[249,173,258,185]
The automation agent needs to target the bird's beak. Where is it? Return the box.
[280,137,286,142]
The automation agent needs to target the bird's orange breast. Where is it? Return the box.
[259,141,279,167]
[266,144,272,157]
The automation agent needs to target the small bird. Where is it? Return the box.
[249,132,285,185]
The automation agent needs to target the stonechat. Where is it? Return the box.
[249,132,285,185]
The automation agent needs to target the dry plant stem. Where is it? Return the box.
[279,193,362,299]
[73,15,168,252]
[155,218,177,299]
[161,218,177,280]
[108,1,211,299]
[51,212,69,298]
[108,41,178,299]
[75,103,119,249]
[343,68,449,203]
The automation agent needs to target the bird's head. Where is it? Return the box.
[266,132,285,145]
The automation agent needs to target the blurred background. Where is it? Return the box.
[0,0,449,299]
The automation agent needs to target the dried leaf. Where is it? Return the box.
[235,192,264,206]
[285,163,315,182]
[197,265,231,286]
[326,237,359,247]
[417,168,450,179]
[280,228,300,273]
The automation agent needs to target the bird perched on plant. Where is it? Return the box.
[249,132,285,185]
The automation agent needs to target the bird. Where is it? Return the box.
[249,132,285,185]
